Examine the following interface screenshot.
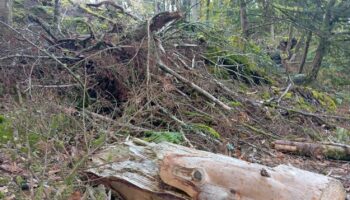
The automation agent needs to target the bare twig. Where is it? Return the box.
[0,20,85,90]
[86,1,141,21]
[275,105,350,121]
[277,82,293,104]
[28,14,59,41]
[29,84,80,89]
[0,54,81,62]
[242,123,280,139]
[79,108,150,132]
[157,60,232,111]
[146,18,152,89]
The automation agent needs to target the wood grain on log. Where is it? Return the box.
[86,140,346,200]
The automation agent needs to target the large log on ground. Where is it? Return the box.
[86,140,346,200]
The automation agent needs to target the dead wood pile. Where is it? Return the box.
[1,2,350,198]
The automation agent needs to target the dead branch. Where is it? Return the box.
[277,82,292,104]
[0,21,85,90]
[273,140,350,161]
[60,106,150,133]
[129,11,182,41]
[73,2,116,24]
[86,1,141,21]
[242,122,280,139]
[0,54,81,62]
[157,60,232,111]
[275,105,350,121]
[150,11,182,32]
[28,14,59,42]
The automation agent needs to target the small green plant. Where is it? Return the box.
[144,131,184,144]
[229,101,242,107]
[334,127,350,144]
[0,115,13,145]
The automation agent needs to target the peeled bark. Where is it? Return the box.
[86,140,346,200]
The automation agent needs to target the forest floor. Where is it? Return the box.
[0,8,349,200]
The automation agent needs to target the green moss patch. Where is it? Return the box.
[190,123,221,139]
[205,39,272,85]
[310,90,337,111]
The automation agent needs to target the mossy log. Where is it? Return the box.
[86,140,346,200]
[273,140,350,161]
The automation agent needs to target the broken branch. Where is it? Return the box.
[157,60,232,111]
[273,140,350,161]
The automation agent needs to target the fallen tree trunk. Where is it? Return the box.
[86,140,346,200]
[273,140,350,161]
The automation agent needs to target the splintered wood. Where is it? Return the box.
[86,140,346,200]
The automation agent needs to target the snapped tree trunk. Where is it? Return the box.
[86,140,346,200]
[239,0,249,38]
[299,31,312,73]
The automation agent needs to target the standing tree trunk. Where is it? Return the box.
[191,0,200,21]
[261,0,274,42]
[182,0,191,19]
[271,24,275,41]
[206,0,210,22]
[286,24,294,59]
[239,0,249,38]
[307,37,328,81]
[306,0,336,82]
[0,0,12,24]
[53,0,61,31]
[299,31,312,73]
[294,32,306,54]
